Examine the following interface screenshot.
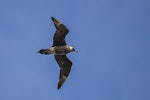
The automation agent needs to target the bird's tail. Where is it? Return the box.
[38,49,52,55]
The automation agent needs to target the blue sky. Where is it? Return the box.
[0,0,150,100]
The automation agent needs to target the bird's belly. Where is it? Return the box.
[54,46,68,55]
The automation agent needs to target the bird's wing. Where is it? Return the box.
[51,17,69,46]
[54,55,72,89]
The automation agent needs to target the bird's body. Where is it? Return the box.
[39,17,76,89]
[39,45,75,55]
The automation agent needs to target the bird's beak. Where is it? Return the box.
[74,50,78,52]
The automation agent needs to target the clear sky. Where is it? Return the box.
[0,0,150,100]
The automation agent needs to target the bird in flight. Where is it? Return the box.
[38,17,77,89]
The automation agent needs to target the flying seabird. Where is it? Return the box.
[38,17,77,89]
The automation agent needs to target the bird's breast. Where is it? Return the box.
[54,46,70,55]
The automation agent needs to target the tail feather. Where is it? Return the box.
[39,49,51,55]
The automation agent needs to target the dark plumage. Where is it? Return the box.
[39,17,77,89]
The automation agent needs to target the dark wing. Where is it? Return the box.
[54,55,72,89]
[51,17,69,47]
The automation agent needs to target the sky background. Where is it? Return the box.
[0,0,150,100]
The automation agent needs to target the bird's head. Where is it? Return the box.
[69,46,78,52]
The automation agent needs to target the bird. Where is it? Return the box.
[38,16,77,89]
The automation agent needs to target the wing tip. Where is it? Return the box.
[51,16,60,23]
[51,16,62,29]
[51,16,55,21]
[57,76,67,90]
